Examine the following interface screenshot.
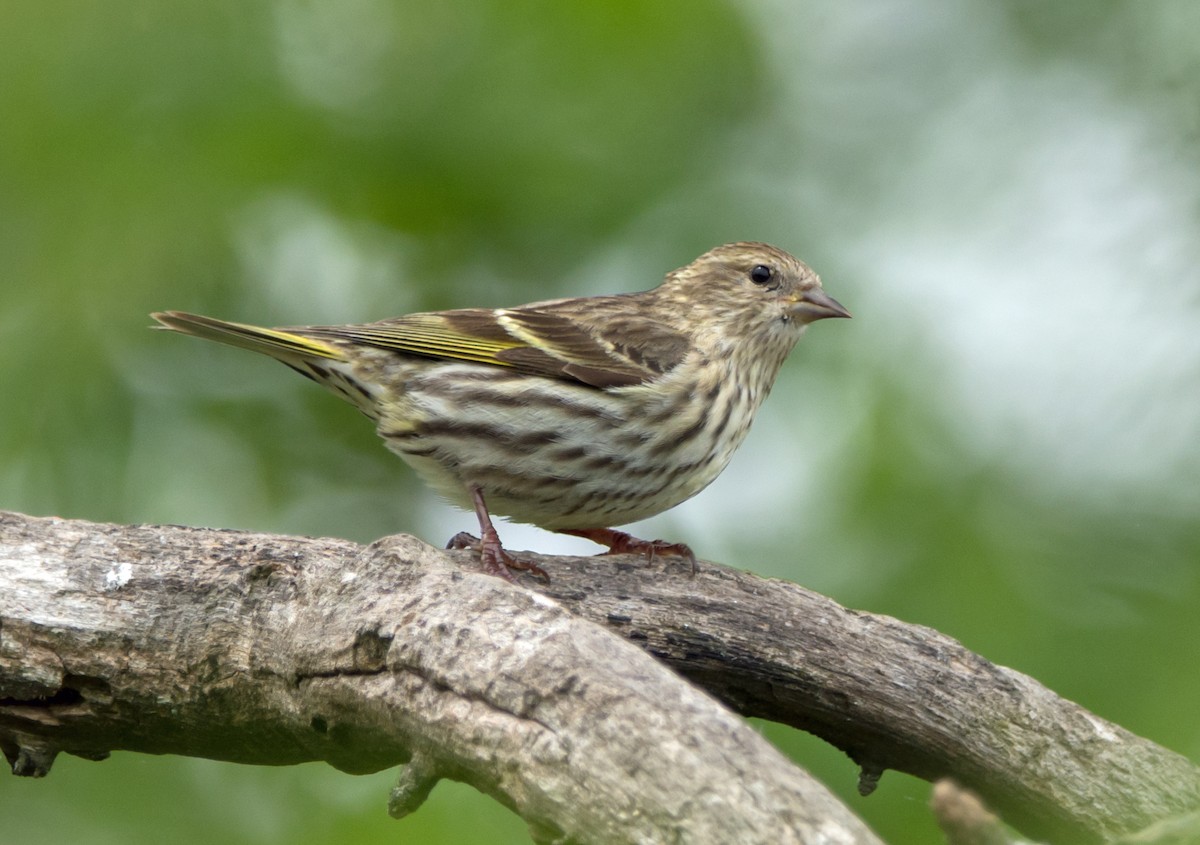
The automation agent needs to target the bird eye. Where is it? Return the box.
[749,265,773,285]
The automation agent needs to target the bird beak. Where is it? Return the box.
[791,287,851,323]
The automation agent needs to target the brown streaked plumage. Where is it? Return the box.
[153,242,849,579]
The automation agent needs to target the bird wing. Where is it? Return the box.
[302,304,690,389]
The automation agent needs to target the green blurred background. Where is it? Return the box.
[3,1,1198,842]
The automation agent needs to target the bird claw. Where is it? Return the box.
[446,531,481,552]
[445,532,549,582]
[561,528,697,576]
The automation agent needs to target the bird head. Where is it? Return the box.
[662,242,849,341]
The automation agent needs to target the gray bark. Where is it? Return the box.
[2,511,1197,843]
[523,547,1200,843]
[0,511,878,845]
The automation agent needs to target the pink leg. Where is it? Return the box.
[559,527,697,575]
[446,486,548,581]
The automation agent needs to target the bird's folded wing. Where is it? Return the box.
[300,306,688,390]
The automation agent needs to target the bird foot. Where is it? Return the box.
[445,532,548,582]
[560,528,697,575]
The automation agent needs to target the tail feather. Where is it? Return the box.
[151,311,342,361]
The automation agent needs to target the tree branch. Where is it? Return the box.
[2,511,1197,843]
[0,511,878,845]
[515,544,1200,843]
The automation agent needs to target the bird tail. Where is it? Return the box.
[151,311,342,362]
[151,311,388,417]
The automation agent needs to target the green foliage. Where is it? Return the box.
[2,1,1198,842]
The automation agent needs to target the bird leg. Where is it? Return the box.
[447,485,548,582]
[559,528,697,575]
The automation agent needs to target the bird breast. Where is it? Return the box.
[375,355,771,531]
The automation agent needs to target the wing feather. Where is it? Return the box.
[299,302,690,389]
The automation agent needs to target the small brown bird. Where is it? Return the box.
[153,242,849,579]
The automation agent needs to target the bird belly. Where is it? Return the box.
[374,361,761,531]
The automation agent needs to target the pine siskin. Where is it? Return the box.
[153,242,849,579]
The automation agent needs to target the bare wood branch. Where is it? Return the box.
[0,511,880,845]
[931,781,1022,845]
[3,512,1198,842]
[509,547,1200,843]
[1110,809,1200,845]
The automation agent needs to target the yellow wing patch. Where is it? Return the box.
[152,311,343,361]
[318,313,525,368]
